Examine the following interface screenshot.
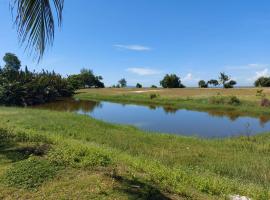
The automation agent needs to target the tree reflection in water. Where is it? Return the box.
[34,98,102,113]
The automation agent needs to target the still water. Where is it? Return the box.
[36,98,270,138]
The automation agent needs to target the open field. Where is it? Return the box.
[0,106,269,199]
[77,87,270,100]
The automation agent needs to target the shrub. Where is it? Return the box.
[209,96,241,105]
[227,96,241,105]
[261,98,270,107]
[48,144,112,168]
[256,89,266,97]
[209,96,226,105]
[2,157,60,189]
[149,93,158,99]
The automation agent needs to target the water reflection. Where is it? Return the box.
[35,98,270,137]
[35,98,102,113]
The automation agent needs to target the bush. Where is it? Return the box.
[2,157,60,189]
[227,96,241,105]
[209,96,241,105]
[209,96,226,105]
[149,93,158,99]
[261,98,270,107]
[256,89,266,97]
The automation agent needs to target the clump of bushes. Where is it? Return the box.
[227,96,241,105]
[149,93,158,99]
[2,157,60,189]
[209,96,241,106]
[256,89,266,97]
[261,98,270,107]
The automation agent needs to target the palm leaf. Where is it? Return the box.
[11,0,64,61]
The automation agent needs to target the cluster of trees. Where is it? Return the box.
[0,53,74,106]
[198,73,237,88]
[254,77,270,87]
[67,69,104,89]
[160,74,185,88]
[0,53,104,106]
[112,78,127,88]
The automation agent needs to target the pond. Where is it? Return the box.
[35,98,270,138]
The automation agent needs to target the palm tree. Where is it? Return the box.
[10,0,64,60]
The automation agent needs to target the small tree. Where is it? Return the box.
[198,80,208,88]
[118,78,127,88]
[219,72,236,88]
[160,74,185,88]
[151,85,157,88]
[207,79,219,87]
[136,83,142,88]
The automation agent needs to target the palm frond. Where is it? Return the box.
[11,0,64,61]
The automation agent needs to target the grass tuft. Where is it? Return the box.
[2,157,60,189]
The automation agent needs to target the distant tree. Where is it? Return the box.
[3,53,21,71]
[160,74,185,88]
[207,79,219,87]
[224,80,237,88]
[198,80,208,88]
[67,69,104,89]
[1,53,22,81]
[254,77,270,87]
[118,78,127,88]
[219,72,236,88]
[151,85,158,88]
[219,72,229,86]
[136,83,142,88]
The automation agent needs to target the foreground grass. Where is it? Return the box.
[0,107,269,199]
[75,88,270,117]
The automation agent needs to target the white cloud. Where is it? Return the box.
[182,73,193,81]
[126,67,161,76]
[114,44,152,51]
[247,68,270,82]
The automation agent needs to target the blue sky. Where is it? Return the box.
[1,0,270,86]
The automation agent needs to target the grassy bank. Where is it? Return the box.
[75,88,270,117]
[0,107,269,199]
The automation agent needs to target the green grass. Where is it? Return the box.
[0,106,269,199]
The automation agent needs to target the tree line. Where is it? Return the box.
[0,53,104,106]
[113,73,237,89]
